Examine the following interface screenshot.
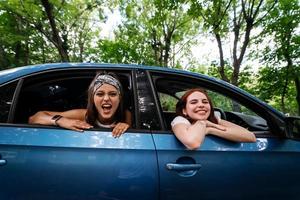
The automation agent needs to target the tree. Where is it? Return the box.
[113,0,199,67]
[0,0,104,64]
[189,0,277,86]
[254,0,300,115]
[95,23,156,64]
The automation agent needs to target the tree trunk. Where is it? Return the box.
[281,65,290,113]
[40,0,69,62]
[295,76,300,116]
[163,34,171,67]
[24,40,29,66]
[151,29,161,65]
[14,42,21,67]
[215,33,229,82]
[232,20,253,86]
[0,46,9,69]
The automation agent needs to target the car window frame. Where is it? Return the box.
[149,70,286,137]
[3,68,137,130]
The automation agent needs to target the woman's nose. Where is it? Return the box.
[103,94,110,100]
[197,102,204,107]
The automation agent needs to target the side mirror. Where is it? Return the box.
[286,116,300,139]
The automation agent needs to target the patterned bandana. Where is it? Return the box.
[93,74,121,94]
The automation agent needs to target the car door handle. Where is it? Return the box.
[0,159,6,166]
[166,163,202,171]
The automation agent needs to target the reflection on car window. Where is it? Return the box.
[158,93,177,112]
[0,81,18,123]
[153,74,268,132]
[207,90,258,116]
[136,70,160,130]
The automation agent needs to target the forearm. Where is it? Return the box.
[207,126,256,142]
[186,124,206,149]
[28,111,57,125]
[177,121,207,150]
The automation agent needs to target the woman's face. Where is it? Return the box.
[183,91,211,121]
[94,83,120,123]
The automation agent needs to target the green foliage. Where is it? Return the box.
[115,0,200,67]
[252,0,300,115]
[0,0,298,115]
[0,0,106,68]
[253,65,299,115]
[159,93,177,112]
[188,0,230,35]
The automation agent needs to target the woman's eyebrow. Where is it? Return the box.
[188,99,198,102]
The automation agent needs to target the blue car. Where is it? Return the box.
[0,63,299,200]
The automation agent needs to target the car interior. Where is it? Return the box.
[152,74,269,133]
[12,70,134,127]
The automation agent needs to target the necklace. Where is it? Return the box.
[95,120,116,128]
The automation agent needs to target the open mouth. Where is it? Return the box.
[102,104,112,113]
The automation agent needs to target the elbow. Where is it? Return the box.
[249,134,257,142]
[28,116,33,124]
[244,132,256,143]
[184,140,202,150]
[28,111,44,124]
[28,114,36,124]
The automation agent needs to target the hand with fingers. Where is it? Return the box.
[112,122,129,138]
[204,120,226,131]
[56,117,93,132]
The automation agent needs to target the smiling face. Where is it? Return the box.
[183,91,211,121]
[94,83,120,124]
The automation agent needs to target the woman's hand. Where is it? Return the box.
[112,122,129,138]
[203,120,226,132]
[56,117,93,132]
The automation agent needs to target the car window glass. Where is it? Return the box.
[158,92,177,112]
[153,74,268,132]
[136,70,160,130]
[0,81,18,123]
[207,90,258,116]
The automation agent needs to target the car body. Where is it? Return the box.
[0,63,299,200]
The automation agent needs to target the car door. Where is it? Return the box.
[150,71,300,200]
[0,69,159,200]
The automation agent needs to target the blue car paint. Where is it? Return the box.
[0,127,159,200]
[153,133,300,200]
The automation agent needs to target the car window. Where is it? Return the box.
[158,92,177,112]
[152,73,269,133]
[0,81,18,123]
[11,70,135,127]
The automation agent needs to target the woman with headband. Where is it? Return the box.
[29,72,131,137]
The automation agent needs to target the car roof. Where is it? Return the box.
[0,62,211,84]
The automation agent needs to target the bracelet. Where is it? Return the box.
[51,115,63,126]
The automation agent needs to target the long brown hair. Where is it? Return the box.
[175,88,218,124]
[85,71,125,126]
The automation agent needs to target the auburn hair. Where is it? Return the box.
[175,88,218,124]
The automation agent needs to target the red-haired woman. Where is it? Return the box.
[171,88,256,150]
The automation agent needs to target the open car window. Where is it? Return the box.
[9,69,134,128]
[151,72,270,135]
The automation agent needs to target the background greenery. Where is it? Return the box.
[0,0,299,116]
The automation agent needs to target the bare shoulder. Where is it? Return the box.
[172,122,190,133]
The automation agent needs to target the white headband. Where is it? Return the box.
[93,74,122,94]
